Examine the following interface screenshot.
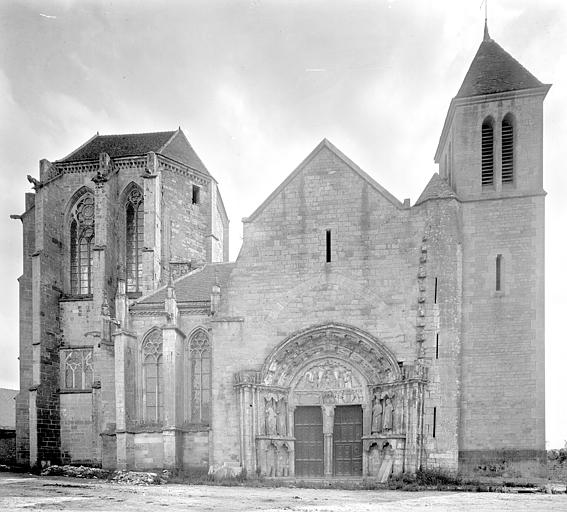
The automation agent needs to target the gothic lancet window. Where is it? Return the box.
[125,186,144,293]
[502,115,514,184]
[142,329,164,423]
[187,329,211,424]
[481,117,494,186]
[70,193,95,295]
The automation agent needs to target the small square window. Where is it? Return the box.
[192,185,200,205]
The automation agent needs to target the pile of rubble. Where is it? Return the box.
[41,465,111,479]
[40,465,170,485]
[111,469,170,485]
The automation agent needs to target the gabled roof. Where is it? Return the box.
[456,25,543,98]
[415,173,458,206]
[58,129,210,175]
[245,139,402,223]
[135,262,235,306]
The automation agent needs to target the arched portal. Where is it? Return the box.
[234,323,427,478]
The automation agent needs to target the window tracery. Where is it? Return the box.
[125,186,144,293]
[70,193,95,295]
[61,349,93,390]
[142,329,164,423]
[186,329,211,424]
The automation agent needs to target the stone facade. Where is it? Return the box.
[13,29,549,478]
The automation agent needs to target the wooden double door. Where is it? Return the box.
[294,405,362,477]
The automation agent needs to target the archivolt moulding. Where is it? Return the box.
[260,323,402,388]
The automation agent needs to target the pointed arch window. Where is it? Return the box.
[125,186,144,293]
[502,115,514,183]
[481,117,494,186]
[142,329,164,423]
[70,192,95,295]
[186,329,211,424]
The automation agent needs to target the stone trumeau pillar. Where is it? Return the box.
[162,278,184,470]
[141,152,162,293]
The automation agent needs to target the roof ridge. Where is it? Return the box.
[158,128,181,153]
[97,130,176,138]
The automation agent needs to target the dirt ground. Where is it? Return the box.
[0,473,565,512]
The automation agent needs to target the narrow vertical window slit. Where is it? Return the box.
[434,277,438,304]
[496,254,502,291]
[433,407,437,438]
[326,229,332,263]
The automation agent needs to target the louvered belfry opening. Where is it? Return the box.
[481,118,494,186]
[502,116,514,183]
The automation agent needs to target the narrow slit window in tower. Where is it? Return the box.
[496,254,503,291]
[433,407,437,438]
[326,229,332,263]
[435,332,439,360]
[434,277,438,303]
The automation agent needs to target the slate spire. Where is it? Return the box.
[456,28,543,98]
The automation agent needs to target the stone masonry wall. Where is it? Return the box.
[60,393,94,464]
[415,197,462,472]
[459,195,545,476]
[211,145,442,469]
[161,167,210,269]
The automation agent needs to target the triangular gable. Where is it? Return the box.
[244,139,402,223]
[159,128,211,176]
[414,173,458,206]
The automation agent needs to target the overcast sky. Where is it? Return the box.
[1,0,565,447]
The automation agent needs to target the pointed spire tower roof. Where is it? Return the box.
[456,21,543,98]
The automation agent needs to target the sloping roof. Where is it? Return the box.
[58,129,210,175]
[245,139,402,223]
[136,262,235,306]
[456,28,543,98]
[415,173,458,206]
[0,388,17,429]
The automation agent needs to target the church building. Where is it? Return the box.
[13,25,549,479]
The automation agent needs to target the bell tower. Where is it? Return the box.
[435,23,550,476]
[435,22,550,200]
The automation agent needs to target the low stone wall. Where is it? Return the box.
[0,429,16,464]
[548,460,567,483]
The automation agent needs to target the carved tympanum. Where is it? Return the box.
[296,361,360,391]
[261,324,401,388]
